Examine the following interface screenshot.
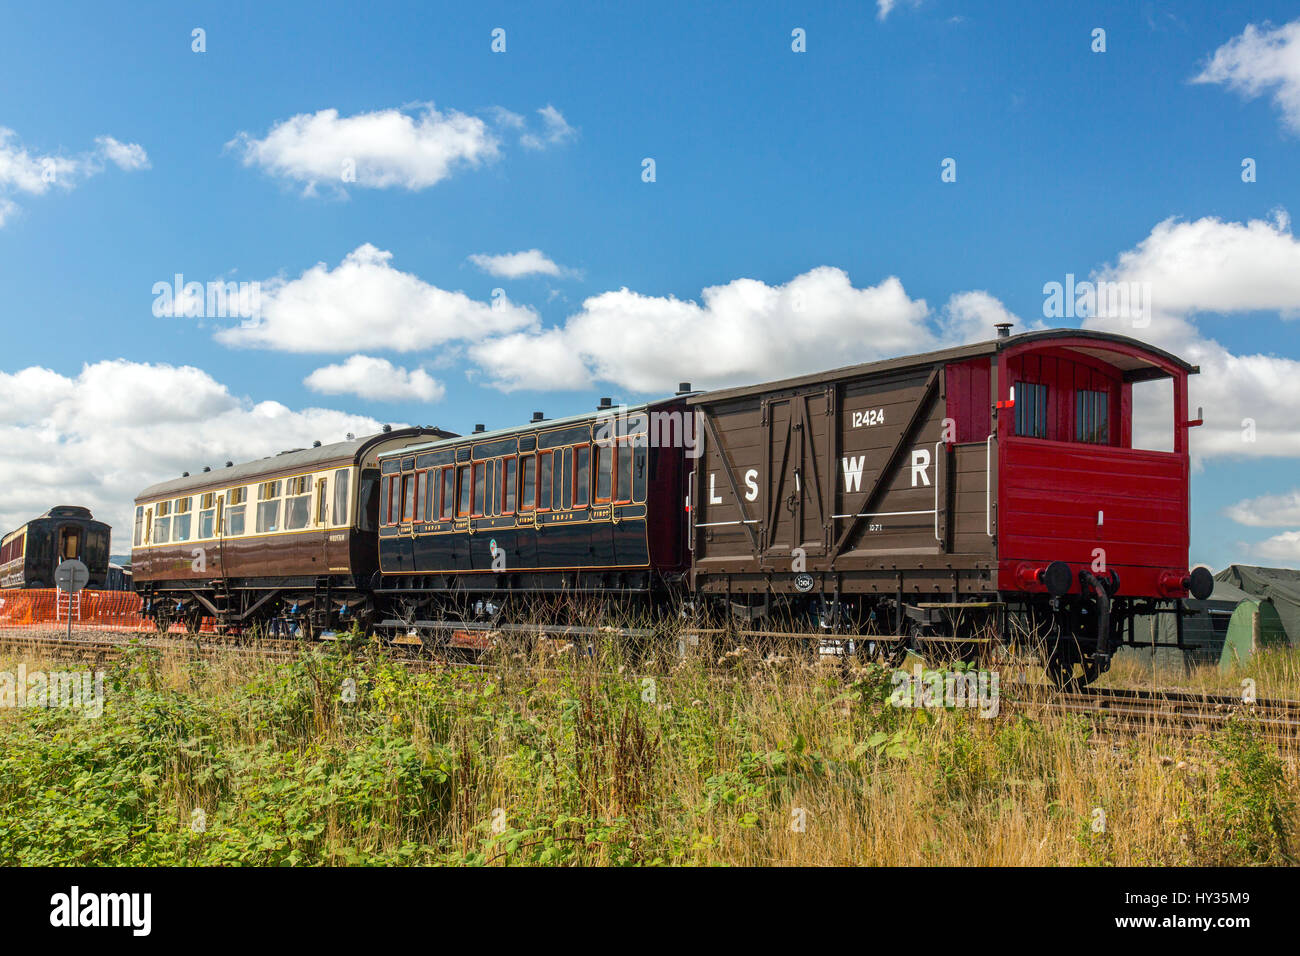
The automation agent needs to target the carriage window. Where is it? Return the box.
[595,445,612,501]
[561,448,573,509]
[424,470,437,522]
[457,465,472,517]
[380,476,393,525]
[316,478,329,526]
[1076,389,1109,444]
[616,444,633,503]
[225,487,247,536]
[199,493,217,539]
[633,446,647,502]
[1013,382,1048,439]
[538,451,553,510]
[401,473,416,523]
[574,446,589,508]
[441,467,455,519]
[61,530,80,560]
[133,507,144,548]
[503,458,517,514]
[173,497,193,542]
[486,460,497,516]
[472,463,486,516]
[332,469,350,527]
[520,455,536,511]
[285,476,312,530]
[154,510,171,544]
[256,481,282,533]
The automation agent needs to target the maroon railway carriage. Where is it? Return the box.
[687,327,1210,684]
[132,427,453,633]
[372,396,694,622]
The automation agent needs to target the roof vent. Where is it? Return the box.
[312,440,322,448]
[677,382,692,395]
[346,432,355,441]
[226,461,234,468]
[531,411,545,423]
[382,424,392,433]
[182,471,189,477]
[995,322,1013,339]
[473,423,486,433]
[597,397,613,410]
[202,466,211,472]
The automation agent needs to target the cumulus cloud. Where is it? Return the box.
[0,360,385,552]
[0,127,149,225]
[304,355,445,402]
[467,249,574,279]
[228,104,501,194]
[1226,490,1300,527]
[469,267,934,393]
[1084,211,1300,460]
[215,243,536,353]
[939,290,1041,344]
[1193,19,1300,134]
[1254,531,1300,561]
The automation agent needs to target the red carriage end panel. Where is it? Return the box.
[994,337,1195,598]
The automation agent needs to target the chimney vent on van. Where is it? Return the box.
[995,322,1013,338]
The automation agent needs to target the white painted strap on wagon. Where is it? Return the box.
[830,510,937,520]
[694,519,760,528]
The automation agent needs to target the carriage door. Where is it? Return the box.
[314,476,329,571]
[764,390,829,563]
[58,525,82,563]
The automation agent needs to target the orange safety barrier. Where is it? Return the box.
[0,589,147,628]
[0,589,224,634]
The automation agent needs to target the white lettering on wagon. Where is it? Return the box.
[852,408,885,428]
[911,449,931,487]
[708,473,723,504]
[743,468,759,502]
[842,455,866,493]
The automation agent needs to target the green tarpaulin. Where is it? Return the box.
[1213,565,1300,648]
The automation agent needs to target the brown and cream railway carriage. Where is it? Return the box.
[131,427,454,633]
[373,396,695,619]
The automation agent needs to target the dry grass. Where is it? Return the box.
[0,634,1295,866]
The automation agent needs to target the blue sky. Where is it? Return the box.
[2,0,1300,564]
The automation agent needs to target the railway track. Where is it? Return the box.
[1007,683,1300,746]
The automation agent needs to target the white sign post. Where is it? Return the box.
[55,559,89,639]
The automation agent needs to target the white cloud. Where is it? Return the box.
[304,355,445,402]
[468,248,574,279]
[228,104,501,193]
[1226,490,1300,527]
[215,243,537,353]
[1193,19,1300,134]
[0,360,385,552]
[0,127,148,225]
[520,105,576,150]
[1254,531,1300,561]
[470,267,934,393]
[939,290,1040,344]
[1084,211,1300,460]
[94,136,150,171]
[877,0,922,22]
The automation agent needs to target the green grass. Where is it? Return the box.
[0,636,1294,866]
